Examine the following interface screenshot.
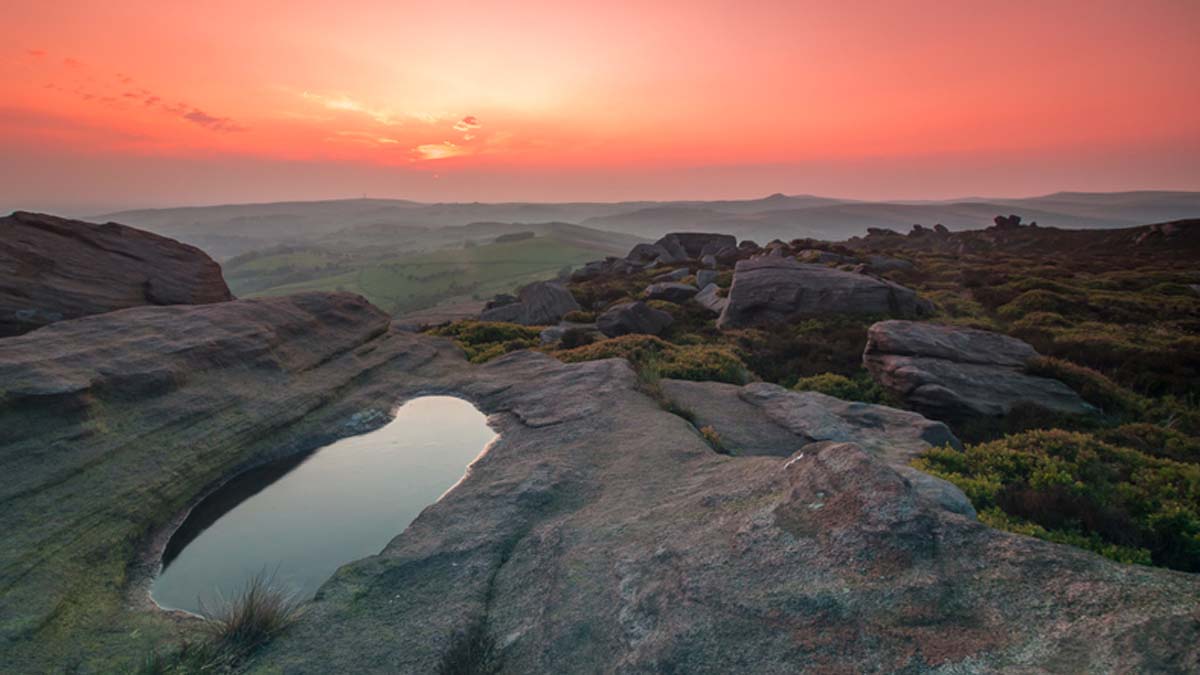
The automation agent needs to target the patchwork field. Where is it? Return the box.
[225,235,614,316]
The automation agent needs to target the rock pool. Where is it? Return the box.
[151,396,495,614]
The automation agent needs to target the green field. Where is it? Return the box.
[225,236,602,315]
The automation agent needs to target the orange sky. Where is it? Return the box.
[3,0,1199,213]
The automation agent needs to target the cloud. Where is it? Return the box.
[414,142,464,160]
[453,115,481,132]
[26,49,46,58]
[33,58,245,134]
[182,108,245,132]
[333,130,401,145]
[301,92,401,125]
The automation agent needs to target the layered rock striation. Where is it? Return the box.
[0,211,232,336]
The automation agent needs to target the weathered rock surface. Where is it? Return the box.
[480,280,580,325]
[0,211,233,336]
[597,300,674,337]
[863,320,1097,422]
[651,267,690,282]
[693,283,728,314]
[696,268,717,287]
[3,297,1199,673]
[644,281,699,303]
[717,257,931,328]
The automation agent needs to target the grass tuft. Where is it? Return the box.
[437,616,504,675]
[142,571,301,673]
[200,571,302,657]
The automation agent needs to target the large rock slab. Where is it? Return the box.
[3,300,1198,672]
[717,257,930,328]
[863,320,1096,422]
[0,211,233,336]
[480,280,580,325]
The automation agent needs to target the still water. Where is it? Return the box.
[151,396,495,614]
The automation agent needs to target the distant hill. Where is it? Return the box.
[98,190,1200,258]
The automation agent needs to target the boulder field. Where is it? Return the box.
[0,212,232,337]
[1,295,1198,672]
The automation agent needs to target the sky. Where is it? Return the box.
[3,0,1199,214]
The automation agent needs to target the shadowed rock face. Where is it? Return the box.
[863,320,1096,422]
[597,300,673,337]
[0,211,233,336]
[480,280,580,325]
[717,257,931,328]
[2,299,1198,672]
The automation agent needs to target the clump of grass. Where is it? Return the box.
[437,616,504,675]
[200,572,302,658]
[699,425,731,455]
[143,572,301,673]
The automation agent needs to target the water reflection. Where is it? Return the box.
[152,396,495,614]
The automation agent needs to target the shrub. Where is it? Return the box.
[997,289,1087,320]
[1025,356,1144,418]
[726,316,878,386]
[792,371,887,404]
[914,429,1200,571]
[562,310,596,323]
[1101,423,1200,464]
[555,335,750,385]
[430,321,542,363]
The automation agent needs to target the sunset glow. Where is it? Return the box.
[4,0,1199,211]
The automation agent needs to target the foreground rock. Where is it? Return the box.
[863,320,1096,422]
[717,257,931,328]
[597,300,673,337]
[0,211,233,336]
[480,280,580,325]
[2,298,1197,672]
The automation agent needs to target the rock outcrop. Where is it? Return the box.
[658,232,736,258]
[0,211,233,336]
[2,300,1199,672]
[597,301,673,337]
[717,257,931,328]
[863,320,1096,422]
[480,281,580,325]
[625,233,738,266]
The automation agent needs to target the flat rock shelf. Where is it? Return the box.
[151,396,496,614]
